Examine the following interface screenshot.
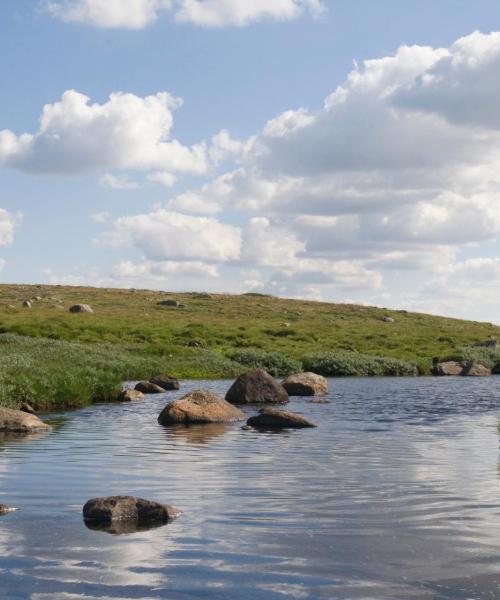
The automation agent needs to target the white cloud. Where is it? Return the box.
[0,90,208,178]
[100,174,139,190]
[90,211,109,223]
[46,0,325,28]
[241,217,305,267]
[0,209,22,245]
[111,259,218,279]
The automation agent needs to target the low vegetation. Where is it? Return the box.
[0,284,499,410]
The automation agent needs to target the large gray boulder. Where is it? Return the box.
[150,374,180,391]
[158,389,245,425]
[134,381,166,394]
[0,406,51,433]
[69,304,93,314]
[225,369,289,405]
[282,372,328,396]
[83,496,181,526]
[247,408,316,430]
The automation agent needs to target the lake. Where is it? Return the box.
[1,377,500,599]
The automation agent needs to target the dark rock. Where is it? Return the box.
[157,299,179,307]
[0,504,17,516]
[134,381,166,394]
[150,374,180,391]
[20,402,36,415]
[22,300,32,308]
[158,389,245,424]
[0,406,51,433]
[83,496,181,527]
[282,372,328,396]
[84,519,167,535]
[69,304,93,313]
[247,408,316,430]
[118,389,145,402]
[225,369,289,405]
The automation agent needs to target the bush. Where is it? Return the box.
[302,350,417,377]
[229,349,302,377]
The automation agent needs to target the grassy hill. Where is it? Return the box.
[0,283,499,410]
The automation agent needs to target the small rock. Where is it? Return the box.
[241,425,252,430]
[118,389,145,402]
[282,372,328,396]
[307,398,331,404]
[247,408,316,430]
[225,369,289,405]
[157,299,179,307]
[22,300,32,309]
[134,381,166,394]
[6,304,15,309]
[69,304,93,314]
[20,402,37,415]
[150,374,180,390]
[83,496,181,527]
[380,316,395,323]
[158,389,245,424]
[0,504,18,516]
[0,406,51,433]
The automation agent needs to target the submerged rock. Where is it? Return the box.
[83,496,181,527]
[225,369,289,405]
[247,408,316,430]
[282,372,328,396]
[158,389,245,424]
[118,389,145,402]
[0,504,17,515]
[0,406,51,434]
[150,374,180,391]
[134,381,166,394]
[69,304,93,314]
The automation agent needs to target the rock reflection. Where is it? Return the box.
[163,422,232,445]
[0,430,50,446]
[84,519,170,535]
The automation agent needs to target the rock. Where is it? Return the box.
[247,408,316,430]
[150,374,180,391]
[6,304,15,309]
[157,299,179,307]
[432,361,465,376]
[69,304,93,313]
[134,381,166,394]
[0,406,51,433]
[0,504,17,515]
[118,389,145,402]
[241,425,253,430]
[33,296,42,301]
[20,402,36,415]
[307,398,331,404]
[83,496,181,527]
[463,363,492,377]
[22,300,32,308]
[225,369,289,405]
[380,316,395,323]
[282,372,328,396]
[158,389,245,424]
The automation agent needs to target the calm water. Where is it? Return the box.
[1,378,500,599]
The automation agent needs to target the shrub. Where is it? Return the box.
[302,351,417,377]
[229,349,302,377]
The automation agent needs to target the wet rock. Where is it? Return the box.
[20,402,37,415]
[0,406,51,433]
[247,408,316,430]
[150,374,180,391]
[134,381,166,394]
[307,398,331,404]
[83,496,181,528]
[462,363,491,377]
[0,504,17,516]
[69,304,93,314]
[158,389,245,424]
[282,372,328,396]
[225,369,289,405]
[118,389,145,402]
[157,299,179,307]
[432,361,465,376]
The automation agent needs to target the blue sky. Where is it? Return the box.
[1,0,500,321]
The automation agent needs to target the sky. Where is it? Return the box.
[1,1,500,322]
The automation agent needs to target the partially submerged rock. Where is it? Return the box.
[0,504,18,516]
[83,496,181,528]
[432,361,465,376]
[463,363,492,377]
[134,381,166,394]
[150,374,180,391]
[282,372,328,396]
[69,304,93,314]
[0,406,51,433]
[158,389,245,424]
[247,408,316,430]
[225,369,289,405]
[118,389,145,402]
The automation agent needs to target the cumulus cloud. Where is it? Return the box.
[0,90,208,177]
[46,0,325,28]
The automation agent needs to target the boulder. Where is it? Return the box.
[158,389,245,425]
[463,363,492,377]
[225,369,289,405]
[282,372,328,396]
[0,406,51,433]
[380,316,395,323]
[0,505,17,516]
[20,402,37,415]
[247,408,316,430]
[118,389,145,402]
[157,299,179,307]
[150,374,180,391]
[83,496,181,526]
[134,381,166,394]
[22,300,31,309]
[432,361,465,376]
[69,304,93,314]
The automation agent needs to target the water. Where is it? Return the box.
[1,377,500,599]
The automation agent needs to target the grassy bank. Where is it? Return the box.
[0,284,499,410]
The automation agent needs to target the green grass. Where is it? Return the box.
[0,284,499,410]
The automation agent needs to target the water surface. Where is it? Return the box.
[1,377,500,599]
